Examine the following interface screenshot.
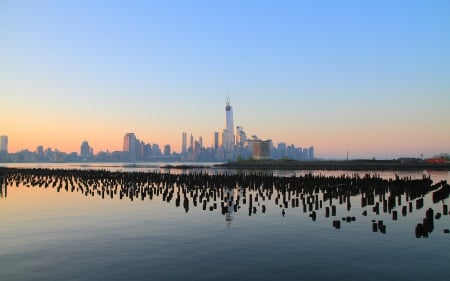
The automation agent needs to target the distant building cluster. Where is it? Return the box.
[178,98,315,162]
[122,132,174,162]
[272,142,315,161]
[1,146,81,163]
[0,99,317,163]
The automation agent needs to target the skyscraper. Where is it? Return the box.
[36,145,44,161]
[212,132,219,152]
[123,133,137,162]
[236,126,247,147]
[164,144,171,156]
[222,98,235,156]
[80,140,92,159]
[250,139,272,160]
[308,146,315,160]
[152,144,162,156]
[0,135,8,153]
[182,132,187,155]
[189,134,194,153]
[226,97,233,132]
[199,136,203,149]
[277,142,287,159]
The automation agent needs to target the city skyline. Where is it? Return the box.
[0,98,318,163]
[1,95,447,160]
[1,1,449,159]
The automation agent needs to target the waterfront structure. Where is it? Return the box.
[0,135,8,153]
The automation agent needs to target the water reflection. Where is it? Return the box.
[1,167,449,237]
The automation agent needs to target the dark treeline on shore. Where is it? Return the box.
[0,167,449,237]
[218,159,450,171]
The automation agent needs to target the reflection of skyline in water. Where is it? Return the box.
[1,166,448,237]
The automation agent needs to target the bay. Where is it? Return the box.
[1,163,449,281]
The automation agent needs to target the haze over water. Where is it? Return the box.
[1,163,449,280]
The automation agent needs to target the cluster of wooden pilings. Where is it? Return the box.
[0,167,448,236]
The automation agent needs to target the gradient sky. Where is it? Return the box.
[1,0,449,159]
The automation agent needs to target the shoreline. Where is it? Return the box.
[216,159,450,171]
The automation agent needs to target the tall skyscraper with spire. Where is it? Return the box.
[225,97,234,133]
[222,98,235,159]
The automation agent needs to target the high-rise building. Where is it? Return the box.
[123,133,137,162]
[302,148,309,160]
[250,139,272,160]
[36,145,44,161]
[164,144,171,156]
[182,132,187,155]
[236,126,247,147]
[80,140,92,159]
[0,135,8,153]
[226,98,233,132]
[212,132,219,152]
[199,136,203,149]
[222,98,235,155]
[152,144,162,156]
[308,146,314,160]
[277,142,287,159]
[143,143,152,159]
[189,134,194,153]
[138,141,145,160]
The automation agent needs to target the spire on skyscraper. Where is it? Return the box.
[225,97,233,132]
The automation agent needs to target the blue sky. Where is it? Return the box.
[1,0,449,158]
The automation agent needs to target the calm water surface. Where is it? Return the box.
[1,163,449,281]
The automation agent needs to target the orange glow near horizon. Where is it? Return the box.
[2,89,449,159]
[4,125,449,159]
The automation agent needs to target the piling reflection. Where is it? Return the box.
[0,167,449,237]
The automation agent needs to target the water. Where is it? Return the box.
[1,163,449,281]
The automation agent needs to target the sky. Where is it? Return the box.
[1,0,449,159]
